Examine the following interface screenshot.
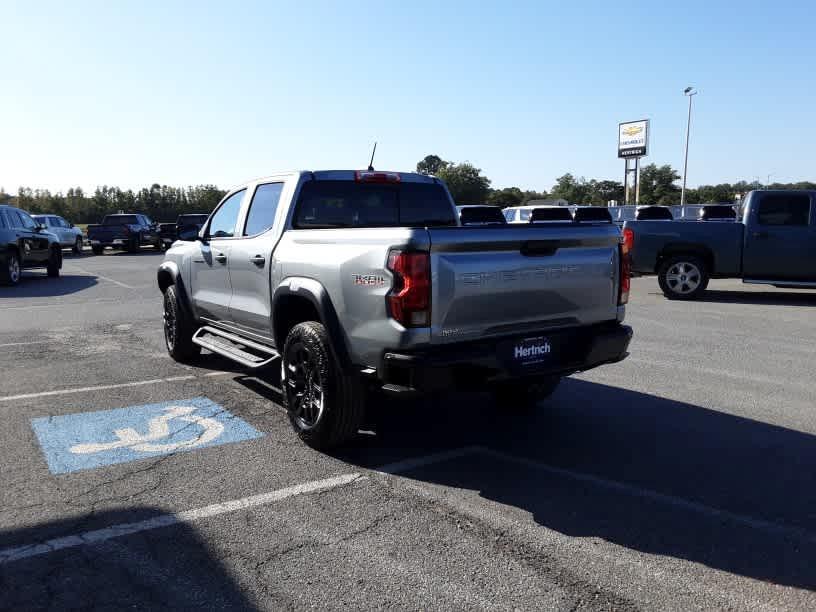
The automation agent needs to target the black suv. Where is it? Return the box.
[0,205,63,285]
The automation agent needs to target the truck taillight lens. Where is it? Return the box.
[355,170,401,184]
[619,228,633,305]
[387,250,430,327]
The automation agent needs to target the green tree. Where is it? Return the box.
[436,162,491,204]
[549,173,590,204]
[416,154,450,176]
[487,187,524,207]
[638,164,680,205]
[587,180,624,206]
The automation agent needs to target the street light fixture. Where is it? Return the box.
[680,87,697,206]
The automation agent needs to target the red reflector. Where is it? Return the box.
[355,170,401,184]
[386,250,430,327]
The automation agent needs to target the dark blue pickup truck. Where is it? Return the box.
[624,190,816,299]
[87,214,162,254]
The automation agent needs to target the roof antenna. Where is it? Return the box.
[367,141,377,171]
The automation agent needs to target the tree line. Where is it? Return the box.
[2,157,814,222]
[415,154,816,207]
[0,184,226,224]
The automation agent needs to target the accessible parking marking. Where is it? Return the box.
[31,397,263,474]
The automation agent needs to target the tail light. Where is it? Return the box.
[619,228,634,305]
[386,250,430,327]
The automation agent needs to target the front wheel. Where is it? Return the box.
[282,321,365,449]
[493,377,561,411]
[657,255,709,300]
[73,237,83,254]
[1,251,21,286]
[163,285,201,362]
[46,247,61,278]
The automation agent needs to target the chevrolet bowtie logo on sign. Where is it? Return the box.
[618,119,649,159]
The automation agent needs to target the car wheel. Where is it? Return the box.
[282,321,365,449]
[127,236,140,253]
[73,237,83,255]
[91,245,104,255]
[493,376,561,411]
[163,285,201,362]
[46,247,61,278]
[1,251,21,286]
[657,255,709,300]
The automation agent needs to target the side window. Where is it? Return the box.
[6,210,21,228]
[520,209,532,222]
[244,183,284,236]
[0,211,7,229]
[503,209,516,222]
[143,216,153,226]
[208,190,246,238]
[757,193,811,226]
[18,210,37,230]
[50,216,61,227]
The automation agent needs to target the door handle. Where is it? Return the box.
[249,255,266,266]
[214,252,227,263]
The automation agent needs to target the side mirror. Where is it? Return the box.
[34,224,45,232]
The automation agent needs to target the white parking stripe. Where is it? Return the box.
[67,265,135,289]
[375,446,484,475]
[0,375,196,403]
[0,473,364,564]
[476,447,816,545]
[0,341,51,348]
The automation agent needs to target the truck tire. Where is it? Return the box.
[46,247,61,278]
[73,237,83,254]
[282,321,364,450]
[127,236,140,253]
[493,376,561,411]
[1,250,21,286]
[91,245,103,255]
[657,255,709,300]
[163,285,201,362]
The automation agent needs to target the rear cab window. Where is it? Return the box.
[294,180,456,229]
[756,193,812,226]
[104,215,138,225]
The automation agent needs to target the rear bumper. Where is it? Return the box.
[379,323,632,395]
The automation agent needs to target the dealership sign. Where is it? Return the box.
[618,120,649,158]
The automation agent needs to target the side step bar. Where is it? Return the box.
[192,325,279,369]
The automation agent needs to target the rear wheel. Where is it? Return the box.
[91,245,104,255]
[163,285,201,362]
[657,255,709,300]
[46,247,61,277]
[73,237,83,254]
[493,376,561,411]
[127,235,140,253]
[282,321,364,449]
[1,251,21,286]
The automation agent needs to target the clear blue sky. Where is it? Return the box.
[2,0,814,194]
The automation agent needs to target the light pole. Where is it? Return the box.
[680,86,697,206]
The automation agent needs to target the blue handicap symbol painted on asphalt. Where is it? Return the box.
[31,397,263,474]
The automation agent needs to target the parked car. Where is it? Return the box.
[698,205,737,222]
[0,205,63,285]
[158,214,210,248]
[456,205,507,225]
[87,214,162,254]
[158,170,632,449]
[635,206,674,221]
[624,190,816,299]
[529,207,573,223]
[32,214,85,254]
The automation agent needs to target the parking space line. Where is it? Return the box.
[67,265,135,289]
[375,446,484,475]
[0,473,364,564]
[0,341,51,348]
[0,375,196,403]
[475,447,816,545]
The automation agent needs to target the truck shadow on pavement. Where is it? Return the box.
[2,274,98,298]
[336,378,816,591]
[0,507,255,611]
[696,288,816,306]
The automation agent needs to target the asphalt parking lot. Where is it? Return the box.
[1,249,816,610]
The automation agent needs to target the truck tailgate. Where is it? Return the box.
[427,225,621,344]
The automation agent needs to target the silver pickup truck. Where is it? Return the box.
[158,170,632,449]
